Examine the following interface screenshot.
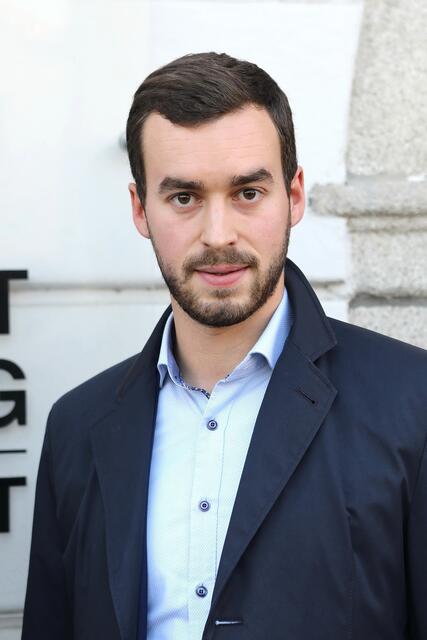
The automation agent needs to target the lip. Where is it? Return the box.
[195,265,249,287]
[197,264,247,274]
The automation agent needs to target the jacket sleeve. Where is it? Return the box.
[21,406,73,640]
[407,434,427,639]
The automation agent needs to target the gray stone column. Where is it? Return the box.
[310,0,427,349]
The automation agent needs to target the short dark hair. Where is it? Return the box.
[126,52,298,204]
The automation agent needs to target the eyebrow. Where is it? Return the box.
[158,168,274,195]
[158,177,204,195]
[231,168,274,188]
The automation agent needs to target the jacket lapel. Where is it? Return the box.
[211,339,337,607]
[90,306,171,640]
[211,259,338,608]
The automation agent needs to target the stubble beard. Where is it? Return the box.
[148,214,291,328]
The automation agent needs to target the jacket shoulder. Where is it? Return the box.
[326,317,427,412]
[328,317,427,365]
[49,353,140,429]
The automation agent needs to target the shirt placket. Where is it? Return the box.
[187,387,225,640]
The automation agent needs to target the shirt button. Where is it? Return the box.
[196,584,208,598]
[199,499,210,512]
[207,419,218,431]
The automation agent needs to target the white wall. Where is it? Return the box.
[0,0,363,634]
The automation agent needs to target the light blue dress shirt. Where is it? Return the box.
[146,288,293,640]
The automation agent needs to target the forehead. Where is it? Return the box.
[141,104,282,186]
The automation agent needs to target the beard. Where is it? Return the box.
[148,213,291,328]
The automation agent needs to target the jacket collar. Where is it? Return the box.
[284,258,337,360]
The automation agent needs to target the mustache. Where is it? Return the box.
[183,249,258,275]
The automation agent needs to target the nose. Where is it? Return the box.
[199,199,238,248]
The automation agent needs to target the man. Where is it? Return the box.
[22,52,427,640]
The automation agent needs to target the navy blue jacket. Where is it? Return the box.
[22,259,427,639]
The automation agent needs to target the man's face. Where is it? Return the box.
[130,104,304,327]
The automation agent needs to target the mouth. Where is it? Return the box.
[195,264,249,287]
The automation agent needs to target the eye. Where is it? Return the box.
[237,188,262,202]
[170,192,197,208]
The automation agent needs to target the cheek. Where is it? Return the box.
[150,219,191,267]
[247,212,288,253]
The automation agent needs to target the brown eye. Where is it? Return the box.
[171,193,194,207]
[239,188,262,202]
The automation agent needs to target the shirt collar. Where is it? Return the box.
[247,286,292,370]
[157,287,293,388]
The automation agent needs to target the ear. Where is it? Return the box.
[129,183,150,239]
[289,166,305,228]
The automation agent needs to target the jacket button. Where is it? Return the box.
[196,584,208,598]
[207,419,218,430]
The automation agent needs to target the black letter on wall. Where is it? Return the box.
[0,271,28,334]
[0,477,26,532]
[0,360,25,380]
[0,391,26,427]
[0,360,26,427]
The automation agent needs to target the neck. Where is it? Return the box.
[171,276,284,393]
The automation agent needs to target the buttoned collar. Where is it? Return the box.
[157,287,293,390]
